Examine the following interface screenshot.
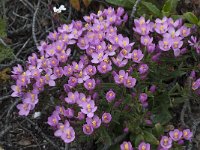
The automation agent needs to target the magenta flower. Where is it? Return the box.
[124,76,136,88]
[86,115,101,129]
[58,24,73,33]
[54,121,70,137]
[106,89,116,102]
[102,112,112,124]
[155,23,168,34]
[63,65,74,77]
[183,129,193,141]
[11,85,22,97]
[81,100,97,118]
[61,126,75,143]
[55,40,66,53]
[83,124,94,135]
[12,64,23,75]
[84,79,96,90]
[53,67,63,78]
[65,91,79,104]
[47,113,61,127]
[72,61,84,72]
[77,37,89,50]
[138,142,150,150]
[44,71,57,86]
[138,64,149,75]
[68,76,78,87]
[159,38,172,51]
[119,48,132,59]
[141,35,153,46]
[97,61,112,74]
[77,112,85,120]
[75,70,90,84]
[112,55,128,67]
[91,52,108,64]
[160,136,172,149]
[171,37,183,50]
[134,16,149,26]
[120,141,133,150]
[163,27,180,39]
[106,44,117,56]
[192,78,200,90]
[179,26,190,37]
[133,24,151,35]
[65,108,74,118]
[169,129,182,141]
[47,31,58,41]
[139,93,148,103]
[17,102,32,116]
[85,65,97,76]
[114,70,128,84]
[23,92,39,105]
[168,18,180,28]
[132,49,144,63]
[55,106,66,116]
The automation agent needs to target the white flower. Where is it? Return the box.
[33,112,41,118]
[53,5,66,13]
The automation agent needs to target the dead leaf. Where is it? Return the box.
[18,139,32,146]
[70,0,80,11]
[82,0,92,7]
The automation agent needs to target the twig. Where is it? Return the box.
[0,58,24,71]
[187,119,200,150]
[102,132,128,150]
[65,143,69,150]
[25,117,60,150]
[180,100,190,128]
[67,6,72,22]
[16,38,31,57]
[129,0,141,29]
[5,98,20,124]
[0,95,11,101]
[0,37,8,47]
[0,125,12,138]
[32,0,41,48]
[17,122,42,150]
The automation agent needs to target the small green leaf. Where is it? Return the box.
[198,20,200,26]
[183,12,199,24]
[162,0,179,16]
[153,123,164,137]
[141,1,161,17]
[134,134,144,146]
[0,18,7,37]
[143,131,159,145]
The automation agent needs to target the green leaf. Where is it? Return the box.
[141,1,161,17]
[143,131,159,145]
[153,108,172,125]
[0,44,14,63]
[183,12,199,24]
[162,0,179,16]
[105,0,134,9]
[198,20,200,26]
[153,123,164,137]
[134,134,144,146]
[0,18,7,38]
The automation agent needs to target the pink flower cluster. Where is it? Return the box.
[11,6,196,146]
[120,129,192,150]
[159,129,192,149]
[120,141,150,150]
[133,16,190,57]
